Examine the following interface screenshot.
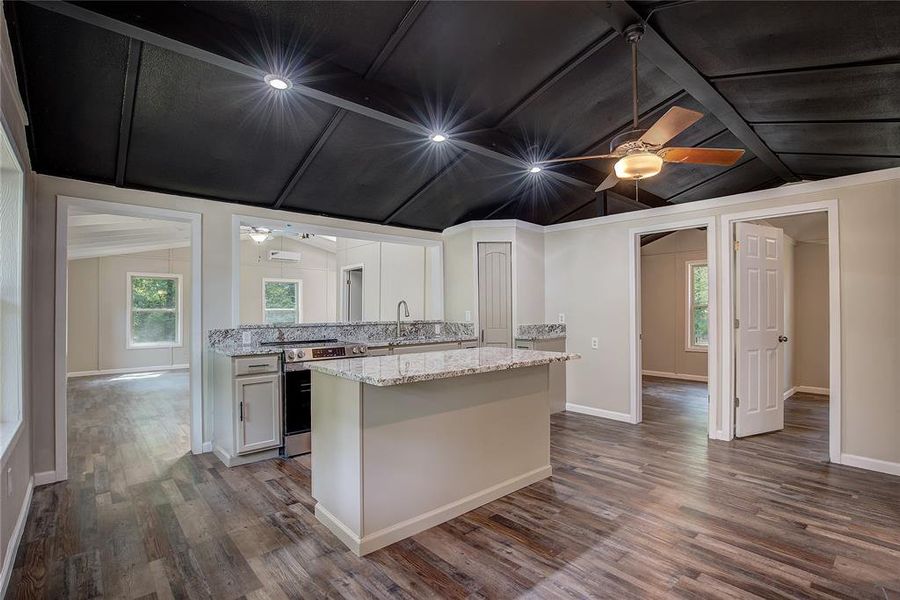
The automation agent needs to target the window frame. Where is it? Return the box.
[262,278,302,325]
[126,272,183,349]
[0,120,25,460]
[685,260,709,353]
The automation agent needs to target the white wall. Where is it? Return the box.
[442,221,546,334]
[545,173,900,466]
[67,248,191,374]
[794,241,829,390]
[335,238,432,321]
[640,229,708,379]
[239,236,336,324]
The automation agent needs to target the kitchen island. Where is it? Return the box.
[307,347,579,555]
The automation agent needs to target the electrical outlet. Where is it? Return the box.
[465,310,472,322]
[435,324,442,335]
[558,313,565,324]
[242,331,251,344]
[591,337,599,349]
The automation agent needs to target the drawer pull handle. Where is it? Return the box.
[247,364,270,368]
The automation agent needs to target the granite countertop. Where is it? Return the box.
[515,323,567,340]
[306,347,580,387]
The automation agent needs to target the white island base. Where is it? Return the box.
[311,364,553,556]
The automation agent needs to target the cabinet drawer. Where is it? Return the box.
[234,355,280,375]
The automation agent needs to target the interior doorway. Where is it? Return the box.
[629,217,718,433]
[53,197,203,484]
[341,265,363,322]
[639,227,710,431]
[721,200,840,462]
[732,211,831,460]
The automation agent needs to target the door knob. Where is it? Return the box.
[778,335,789,343]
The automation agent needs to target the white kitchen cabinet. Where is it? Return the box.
[211,351,283,467]
[235,373,282,455]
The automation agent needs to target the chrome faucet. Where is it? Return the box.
[396,300,410,338]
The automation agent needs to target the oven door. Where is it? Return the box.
[283,368,311,455]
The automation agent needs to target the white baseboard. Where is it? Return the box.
[839,454,900,477]
[1,476,33,599]
[642,370,708,383]
[795,385,829,396]
[67,364,190,378]
[565,403,634,423]
[201,441,213,453]
[315,465,552,556]
[33,470,61,487]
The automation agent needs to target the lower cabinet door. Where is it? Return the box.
[235,373,281,455]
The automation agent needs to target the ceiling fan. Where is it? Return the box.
[240,225,327,244]
[538,24,744,193]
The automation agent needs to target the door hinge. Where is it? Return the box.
[733,240,740,252]
[734,397,740,407]
[239,401,244,421]
[734,318,740,329]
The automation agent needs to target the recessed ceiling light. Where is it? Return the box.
[429,133,448,143]
[265,74,292,90]
[529,165,542,174]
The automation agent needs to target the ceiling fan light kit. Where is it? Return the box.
[537,21,743,194]
[614,152,663,180]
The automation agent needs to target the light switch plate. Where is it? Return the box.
[558,313,565,324]
[242,331,251,344]
[591,337,599,349]
[465,310,472,322]
[435,324,442,334]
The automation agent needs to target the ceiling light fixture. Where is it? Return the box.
[613,152,663,180]
[264,74,292,90]
[429,132,448,143]
[529,165,542,174]
[248,228,271,244]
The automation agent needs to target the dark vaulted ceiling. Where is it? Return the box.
[6,1,900,231]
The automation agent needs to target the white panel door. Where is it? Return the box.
[477,242,512,347]
[735,222,785,437]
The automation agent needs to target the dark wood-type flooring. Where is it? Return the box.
[7,373,899,598]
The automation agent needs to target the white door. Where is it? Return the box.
[735,222,786,437]
[477,242,512,347]
[235,373,282,454]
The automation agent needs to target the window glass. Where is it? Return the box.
[130,275,180,346]
[689,263,709,349]
[264,280,300,324]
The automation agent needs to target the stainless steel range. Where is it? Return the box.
[262,339,368,456]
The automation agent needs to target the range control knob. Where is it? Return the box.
[287,349,297,360]
[352,346,359,354]
[296,349,305,359]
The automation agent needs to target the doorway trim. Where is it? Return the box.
[718,199,841,463]
[54,195,203,483]
[339,263,365,321]
[629,216,719,435]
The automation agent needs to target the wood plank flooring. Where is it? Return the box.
[7,373,899,599]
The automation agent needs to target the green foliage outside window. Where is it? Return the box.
[690,264,709,347]
[264,281,299,324]
[130,276,179,345]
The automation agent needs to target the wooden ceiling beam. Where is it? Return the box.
[596,1,798,183]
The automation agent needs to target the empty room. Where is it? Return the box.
[1,2,898,599]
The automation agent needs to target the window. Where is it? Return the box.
[263,279,301,324]
[128,273,182,348]
[0,124,24,450]
[687,261,709,351]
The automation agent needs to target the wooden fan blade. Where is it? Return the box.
[639,107,704,147]
[660,147,745,166]
[537,153,618,165]
[595,172,618,192]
